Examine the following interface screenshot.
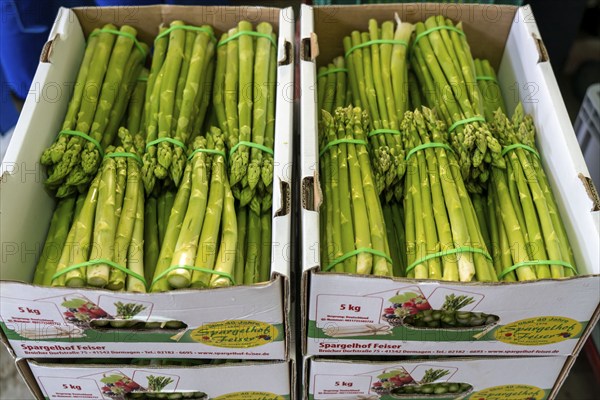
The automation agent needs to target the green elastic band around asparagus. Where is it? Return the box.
[345,39,408,59]
[59,130,104,158]
[317,68,349,79]
[218,31,276,48]
[137,75,148,82]
[229,141,274,158]
[324,247,393,272]
[368,129,402,138]
[319,138,368,158]
[405,246,493,275]
[155,25,216,43]
[146,137,187,150]
[405,142,455,161]
[476,75,498,83]
[448,116,486,133]
[498,260,577,280]
[187,148,227,161]
[501,143,540,159]
[51,258,147,286]
[89,28,147,59]
[151,265,235,287]
[104,152,143,166]
[412,25,465,49]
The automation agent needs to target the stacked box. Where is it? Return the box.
[299,3,600,399]
[0,4,295,399]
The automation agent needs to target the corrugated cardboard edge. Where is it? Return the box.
[15,359,43,400]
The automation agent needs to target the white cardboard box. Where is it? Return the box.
[0,5,294,360]
[299,4,600,357]
[305,356,568,400]
[21,359,293,400]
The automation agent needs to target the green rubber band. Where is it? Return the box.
[104,152,143,166]
[317,68,348,79]
[89,28,147,59]
[476,75,498,83]
[325,247,393,273]
[59,130,104,158]
[188,148,227,161]
[218,31,276,48]
[368,129,402,138]
[51,258,147,286]
[151,265,236,287]
[319,138,368,158]
[146,137,187,150]
[345,39,408,59]
[155,25,216,43]
[498,260,577,280]
[406,142,455,161]
[137,76,148,82]
[229,141,274,158]
[413,25,465,49]
[405,246,493,275]
[501,143,540,159]
[448,116,486,133]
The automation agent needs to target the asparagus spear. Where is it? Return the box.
[150,163,193,292]
[87,155,117,287]
[157,21,186,179]
[171,26,215,185]
[127,68,149,137]
[57,176,101,287]
[191,131,226,288]
[144,196,160,282]
[33,197,76,285]
[258,211,272,283]
[231,21,255,188]
[210,176,238,287]
[340,108,372,274]
[234,206,248,285]
[167,137,210,289]
[242,22,273,206]
[127,181,146,293]
[109,129,141,290]
[225,28,240,152]
[244,210,262,284]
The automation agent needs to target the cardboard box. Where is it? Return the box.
[21,359,293,400]
[299,4,600,357]
[305,356,568,400]
[0,5,294,360]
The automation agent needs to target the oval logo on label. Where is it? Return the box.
[469,384,546,400]
[190,320,278,348]
[494,316,582,345]
[213,391,284,400]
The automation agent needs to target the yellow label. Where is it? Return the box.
[190,320,278,348]
[213,392,284,400]
[469,384,546,400]
[494,316,581,345]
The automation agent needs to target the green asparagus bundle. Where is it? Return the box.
[320,106,393,276]
[213,21,277,212]
[41,25,148,198]
[343,18,413,202]
[151,128,238,291]
[487,104,576,281]
[41,127,145,290]
[410,16,504,194]
[402,108,496,282]
[142,21,216,194]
